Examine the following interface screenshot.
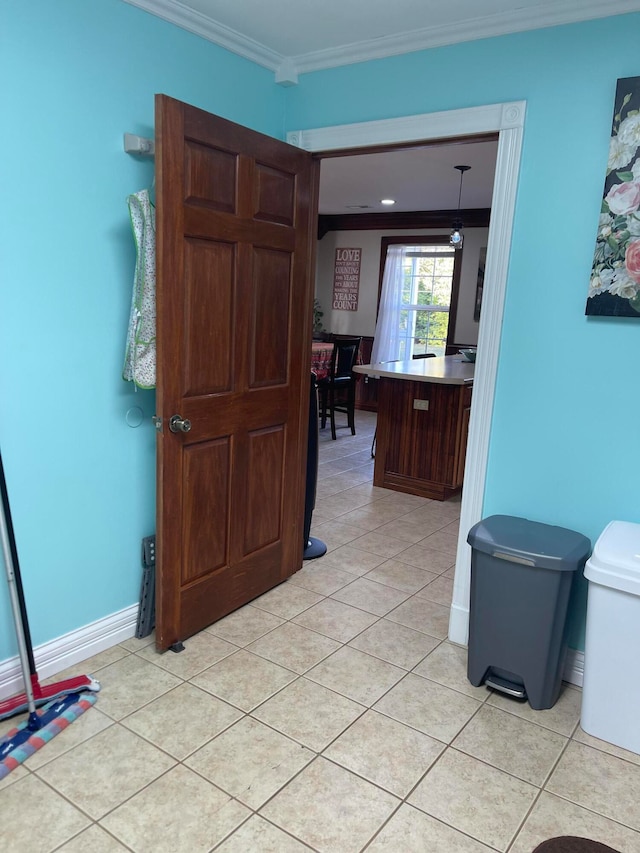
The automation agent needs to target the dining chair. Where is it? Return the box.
[317,337,362,440]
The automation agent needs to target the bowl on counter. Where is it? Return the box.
[459,348,477,363]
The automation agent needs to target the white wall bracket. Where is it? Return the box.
[275,58,299,87]
[124,133,155,156]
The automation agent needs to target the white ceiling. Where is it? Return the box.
[123,0,636,215]
[318,139,498,214]
[124,0,640,78]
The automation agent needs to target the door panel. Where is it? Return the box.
[184,141,237,212]
[155,94,318,650]
[182,439,230,582]
[183,239,235,396]
[244,426,284,553]
[251,248,291,387]
[254,163,295,225]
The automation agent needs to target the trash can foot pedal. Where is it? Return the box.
[485,675,527,699]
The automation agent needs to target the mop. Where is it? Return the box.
[0,450,100,779]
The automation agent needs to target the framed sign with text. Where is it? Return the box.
[332,248,361,311]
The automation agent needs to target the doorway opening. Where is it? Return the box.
[290,100,526,645]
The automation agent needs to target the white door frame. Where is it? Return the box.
[288,100,526,645]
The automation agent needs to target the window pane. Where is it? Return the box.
[417,257,435,276]
[388,243,457,359]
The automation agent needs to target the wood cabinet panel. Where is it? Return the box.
[374,377,472,501]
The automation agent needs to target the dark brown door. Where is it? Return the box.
[155,95,318,651]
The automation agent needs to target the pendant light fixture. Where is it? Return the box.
[449,165,470,250]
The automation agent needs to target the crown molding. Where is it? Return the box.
[122,0,284,71]
[123,0,640,80]
[292,0,640,73]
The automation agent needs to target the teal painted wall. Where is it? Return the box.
[285,14,640,650]
[0,0,285,661]
[2,4,638,668]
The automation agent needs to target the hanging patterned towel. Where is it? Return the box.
[123,189,156,389]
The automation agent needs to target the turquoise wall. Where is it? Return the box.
[285,14,640,649]
[0,0,285,661]
[2,3,637,667]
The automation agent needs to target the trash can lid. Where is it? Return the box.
[584,520,640,596]
[467,515,591,571]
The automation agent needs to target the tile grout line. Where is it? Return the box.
[24,416,627,853]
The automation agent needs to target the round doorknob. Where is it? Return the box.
[169,415,192,433]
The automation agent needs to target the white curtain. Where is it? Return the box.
[371,245,407,364]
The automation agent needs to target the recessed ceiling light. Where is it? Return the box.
[380,198,396,206]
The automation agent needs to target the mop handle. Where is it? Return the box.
[0,456,37,715]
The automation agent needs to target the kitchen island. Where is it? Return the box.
[354,356,474,501]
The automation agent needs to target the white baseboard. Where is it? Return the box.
[564,648,584,688]
[0,604,138,702]
[448,602,470,646]
[0,600,584,704]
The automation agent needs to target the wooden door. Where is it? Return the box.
[155,95,318,651]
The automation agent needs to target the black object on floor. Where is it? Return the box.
[304,373,326,560]
[533,837,621,853]
[135,534,156,638]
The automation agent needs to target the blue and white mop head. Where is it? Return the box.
[0,691,98,780]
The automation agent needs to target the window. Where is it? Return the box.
[399,244,456,357]
[372,236,461,363]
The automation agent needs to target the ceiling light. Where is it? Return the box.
[450,165,470,250]
[380,198,396,206]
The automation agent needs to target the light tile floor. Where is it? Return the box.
[3,411,640,852]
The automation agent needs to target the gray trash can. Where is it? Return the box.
[467,515,590,710]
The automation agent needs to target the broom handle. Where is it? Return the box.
[0,452,36,674]
[0,451,37,714]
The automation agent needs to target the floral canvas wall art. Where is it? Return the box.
[586,76,640,317]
